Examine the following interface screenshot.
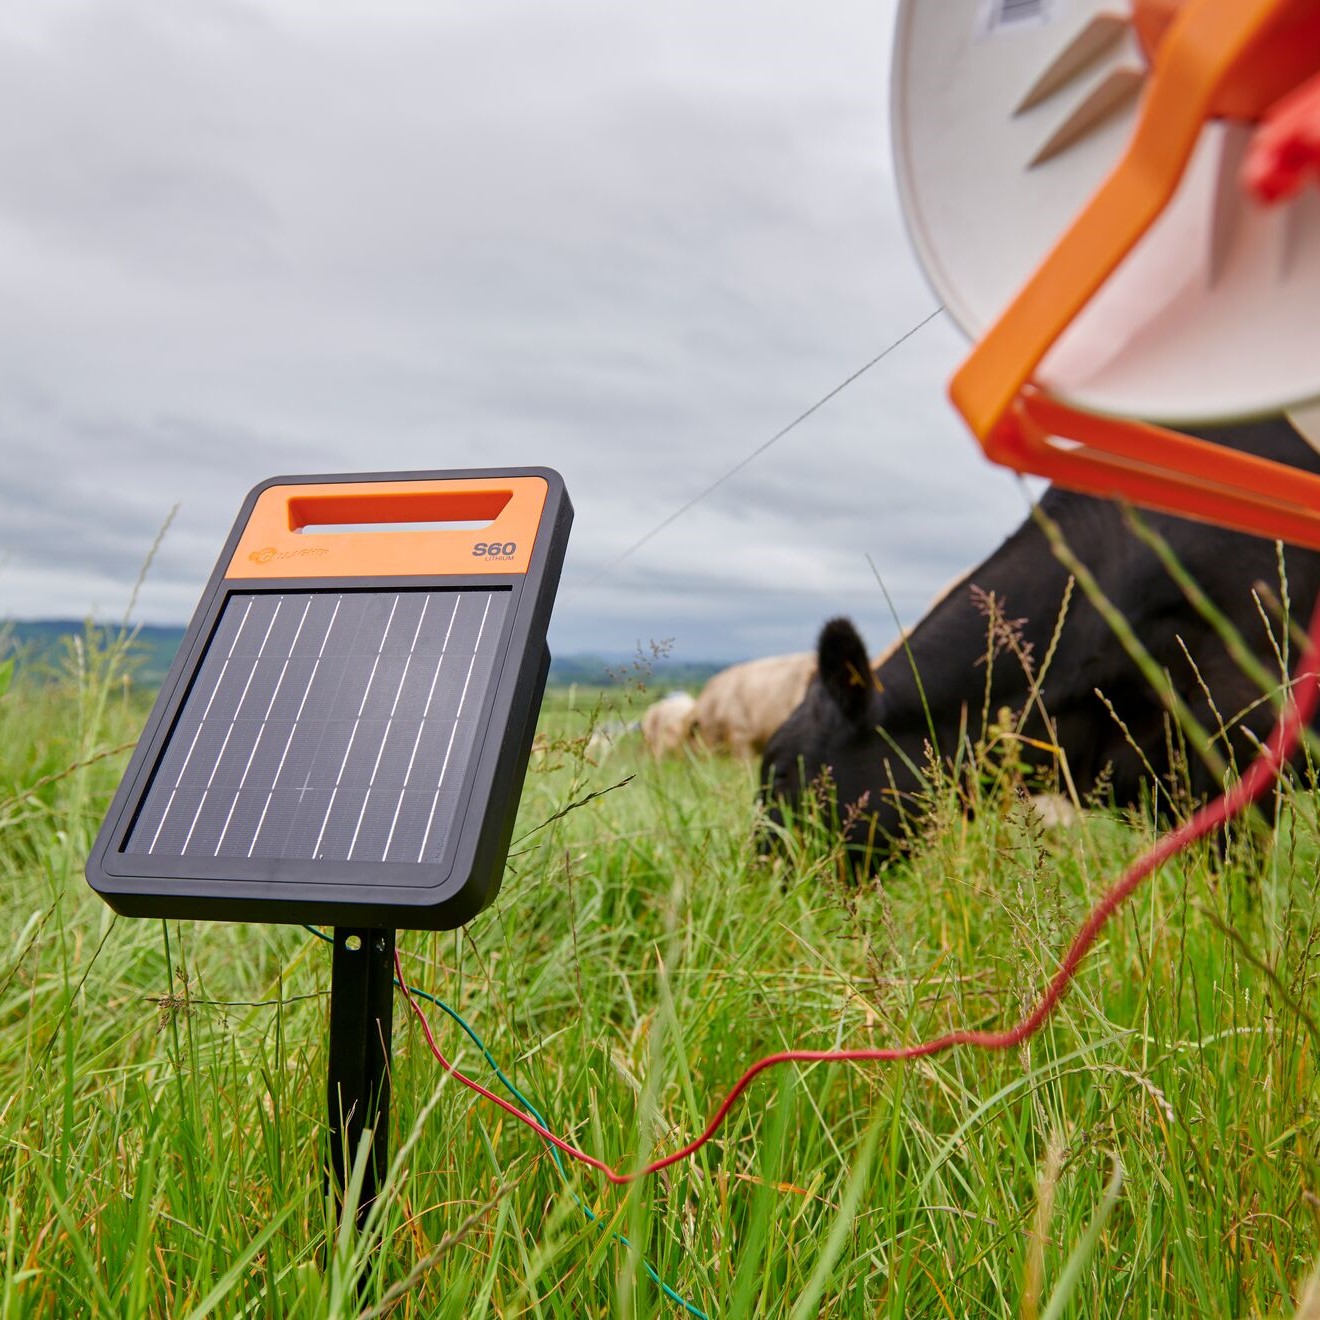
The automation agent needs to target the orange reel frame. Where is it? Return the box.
[949,0,1320,547]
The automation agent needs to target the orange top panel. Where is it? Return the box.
[226,476,549,579]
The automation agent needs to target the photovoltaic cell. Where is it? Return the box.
[125,588,510,869]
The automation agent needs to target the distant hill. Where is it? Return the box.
[2,620,729,694]
[3,620,187,689]
[547,653,725,691]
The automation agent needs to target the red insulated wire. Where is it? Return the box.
[395,594,1320,1186]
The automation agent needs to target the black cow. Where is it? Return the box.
[760,416,1320,865]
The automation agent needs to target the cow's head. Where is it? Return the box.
[759,617,904,868]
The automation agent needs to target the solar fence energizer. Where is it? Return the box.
[87,467,572,1224]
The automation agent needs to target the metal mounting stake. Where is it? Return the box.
[327,927,395,1230]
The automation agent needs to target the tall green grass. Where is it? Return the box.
[3,630,1320,1316]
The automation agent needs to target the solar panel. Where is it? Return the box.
[87,469,571,929]
[124,586,511,866]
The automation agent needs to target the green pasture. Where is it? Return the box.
[4,627,1320,1317]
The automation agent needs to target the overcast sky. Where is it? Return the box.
[0,0,1040,662]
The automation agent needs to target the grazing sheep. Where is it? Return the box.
[640,692,697,758]
[694,653,816,759]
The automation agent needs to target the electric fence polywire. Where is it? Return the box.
[583,306,945,588]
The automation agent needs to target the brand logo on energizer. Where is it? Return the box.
[249,545,330,564]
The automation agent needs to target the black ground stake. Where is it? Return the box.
[327,927,396,1230]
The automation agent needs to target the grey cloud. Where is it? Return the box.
[0,0,1044,658]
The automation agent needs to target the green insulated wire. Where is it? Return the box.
[303,926,708,1319]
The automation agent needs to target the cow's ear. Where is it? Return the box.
[817,617,873,728]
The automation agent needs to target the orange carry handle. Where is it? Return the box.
[286,487,512,533]
[228,476,549,579]
[949,0,1320,549]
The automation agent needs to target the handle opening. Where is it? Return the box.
[289,489,512,535]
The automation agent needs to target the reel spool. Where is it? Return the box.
[892,0,1320,542]
[894,0,1320,423]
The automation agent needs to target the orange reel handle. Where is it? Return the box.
[948,0,1320,550]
